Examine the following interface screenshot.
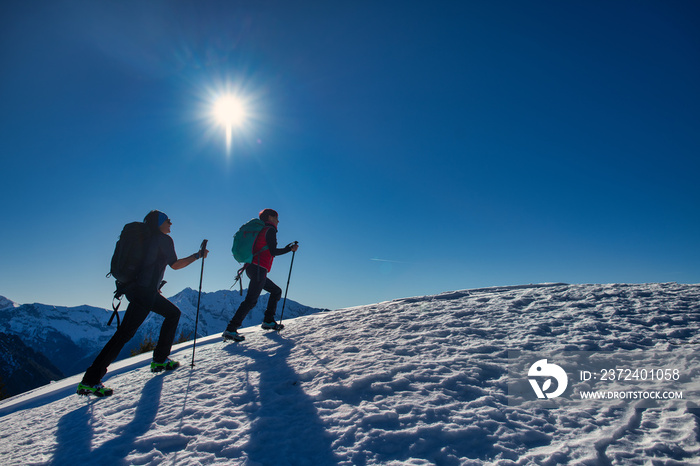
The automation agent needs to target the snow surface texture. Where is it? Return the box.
[1,283,699,465]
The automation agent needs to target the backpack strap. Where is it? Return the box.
[231,264,248,296]
[108,288,123,328]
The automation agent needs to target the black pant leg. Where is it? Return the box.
[227,265,267,331]
[82,288,153,385]
[150,294,181,363]
[263,278,283,322]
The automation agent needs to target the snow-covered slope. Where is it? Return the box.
[0,283,699,465]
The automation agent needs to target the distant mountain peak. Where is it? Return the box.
[0,288,326,392]
[0,296,18,310]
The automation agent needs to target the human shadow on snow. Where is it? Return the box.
[51,374,164,464]
[223,333,339,466]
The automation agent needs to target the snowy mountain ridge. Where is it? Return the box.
[0,289,326,379]
[0,295,18,310]
[0,332,64,398]
[1,282,699,465]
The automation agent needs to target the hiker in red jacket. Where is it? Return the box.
[223,209,299,341]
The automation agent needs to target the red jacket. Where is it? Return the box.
[252,224,292,272]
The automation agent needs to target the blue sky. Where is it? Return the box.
[1,1,699,312]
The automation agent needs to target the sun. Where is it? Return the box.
[214,95,246,127]
[213,95,247,153]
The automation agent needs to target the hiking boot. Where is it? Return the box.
[77,382,113,397]
[261,320,284,331]
[150,358,180,373]
[222,329,245,342]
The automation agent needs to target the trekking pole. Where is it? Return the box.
[190,239,208,367]
[278,241,298,332]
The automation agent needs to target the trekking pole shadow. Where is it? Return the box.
[178,368,197,434]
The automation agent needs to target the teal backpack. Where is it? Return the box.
[231,218,269,264]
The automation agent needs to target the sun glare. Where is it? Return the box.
[213,94,247,153]
[214,95,246,127]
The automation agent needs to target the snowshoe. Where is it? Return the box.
[261,321,284,331]
[77,382,113,397]
[222,329,245,342]
[150,358,180,373]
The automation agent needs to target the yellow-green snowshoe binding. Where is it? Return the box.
[76,382,113,397]
[150,358,180,373]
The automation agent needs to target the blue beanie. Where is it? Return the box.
[157,211,169,226]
